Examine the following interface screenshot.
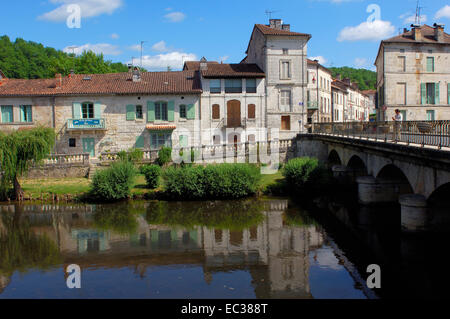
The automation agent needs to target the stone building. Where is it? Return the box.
[307,59,332,123]
[375,24,450,121]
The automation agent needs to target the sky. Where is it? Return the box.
[1,0,450,72]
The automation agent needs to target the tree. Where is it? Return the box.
[0,127,55,200]
[329,67,376,91]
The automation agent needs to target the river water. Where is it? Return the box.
[0,198,406,299]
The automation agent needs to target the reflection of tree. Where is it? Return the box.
[283,208,317,227]
[146,200,266,231]
[93,203,142,235]
[0,212,62,277]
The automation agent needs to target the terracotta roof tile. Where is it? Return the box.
[201,64,265,78]
[183,61,219,71]
[383,24,450,44]
[0,71,202,97]
[255,24,311,38]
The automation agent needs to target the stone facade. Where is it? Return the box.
[375,24,450,121]
[307,60,332,123]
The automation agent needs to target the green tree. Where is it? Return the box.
[0,127,56,200]
[329,67,376,91]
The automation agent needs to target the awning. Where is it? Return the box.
[146,125,176,131]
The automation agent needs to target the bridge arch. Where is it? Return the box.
[376,164,414,194]
[347,155,368,177]
[428,182,450,205]
[328,149,342,166]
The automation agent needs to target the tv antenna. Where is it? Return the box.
[265,10,280,20]
[415,0,425,25]
[140,41,147,69]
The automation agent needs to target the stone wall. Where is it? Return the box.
[26,164,90,179]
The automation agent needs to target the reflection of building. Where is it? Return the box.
[0,274,11,294]
[0,200,328,298]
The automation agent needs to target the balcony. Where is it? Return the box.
[307,101,319,110]
[67,118,106,131]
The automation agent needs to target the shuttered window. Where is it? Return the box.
[212,104,220,119]
[248,104,256,119]
[210,79,221,93]
[179,105,187,119]
[147,101,155,122]
[225,79,242,93]
[82,102,94,119]
[135,135,145,148]
[1,105,13,123]
[73,102,82,119]
[20,105,32,122]
[246,79,256,93]
[187,104,195,119]
[150,132,172,150]
[126,104,135,121]
[427,57,435,72]
[281,116,291,131]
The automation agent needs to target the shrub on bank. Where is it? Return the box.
[283,157,324,192]
[140,164,162,189]
[156,147,172,166]
[163,164,261,200]
[90,160,137,201]
[117,148,143,163]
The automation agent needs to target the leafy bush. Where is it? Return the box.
[117,148,143,163]
[282,157,321,192]
[140,164,161,189]
[163,164,261,200]
[90,160,137,201]
[156,147,172,166]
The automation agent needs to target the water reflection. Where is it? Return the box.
[0,199,369,299]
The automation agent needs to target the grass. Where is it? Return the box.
[259,170,284,192]
[19,174,157,200]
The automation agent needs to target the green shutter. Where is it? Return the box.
[168,100,175,122]
[1,106,13,123]
[94,102,101,119]
[448,83,450,104]
[435,83,440,104]
[20,106,25,122]
[421,83,427,105]
[187,104,195,119]
[147,101,155,122]
[126,104,135,121]
[135,135,144,148]
[73,102,82,119]
[26,106,32,122]
[427,58,434,72]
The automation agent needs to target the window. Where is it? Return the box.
[225,79,242,93]
[210,79,221,94]
[179,105,187,119]
[426,110,435,121]
[69,138,76,148]
[282,48,289,55]
[246,79,256,93]
[280,61,291,79]
[248,104,256,119]
[427,57,435,72]
[400,49,405,53]
[150,132,172,149]
[212,104,220,119]
[19,105,32,122]
[421,83,439,105]
[281,116,291,131]
[82,102,94,119]
[1,105,13,123]
[398,56,406,72]
[396,83,407,105]
[155,102,168,121]
[280,90,291,112]
[136,105,143,119]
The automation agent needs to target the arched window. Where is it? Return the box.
[248,104,256,119]
[212,104,220,120]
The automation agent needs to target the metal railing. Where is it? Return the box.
[307,101,319,110]
[67,118,106,130]
[312,121,450,149]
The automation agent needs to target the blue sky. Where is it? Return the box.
[2,0,450,71]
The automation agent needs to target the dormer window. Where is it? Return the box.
[282,48,289,55]
[210,79,221,94]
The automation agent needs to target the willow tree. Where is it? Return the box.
[0,127,55,200]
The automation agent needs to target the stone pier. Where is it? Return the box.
[400,194,428,233]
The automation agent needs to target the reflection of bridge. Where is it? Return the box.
[296,129,450,232]
[0,201,333,298]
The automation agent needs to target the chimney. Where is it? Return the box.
[434,23,445,42]
[199,56,208,71]
[269,19,282,30]
[403,28,409,34]
[336,74,342,81]
[411,24,422,41]
[343,78,351,85]
[132,67,141,82]
[128,63,133,73]
[55,73,62,88]
[281,24,290,31]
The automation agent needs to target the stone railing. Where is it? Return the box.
[99,139,294,164]
[312,121,450,149]
[38,153,90,166]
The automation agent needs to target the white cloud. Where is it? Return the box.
[337,20,396,42]
[354,58,369,68]
[219,56,229,63]
[110,33,120,39]
[134,52,197,71]
[128,44,142,51]
[63,43,121,56]
[39,0,123,22]
[164,11,186,23]
[436,5,450,20]
[152,41,169,52]
[400,13,427,25]
[309,56,328,65]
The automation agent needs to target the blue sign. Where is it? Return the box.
[73,119,100,126]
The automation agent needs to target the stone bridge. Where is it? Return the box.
[295,134,450,233]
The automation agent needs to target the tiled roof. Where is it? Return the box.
[201,64,265,78]
[255,24,311,38]
[307,59,332,74]
[146,125,177,131]
[382,24,450,44]
[0,71,202,97]
[183,61,219,71]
